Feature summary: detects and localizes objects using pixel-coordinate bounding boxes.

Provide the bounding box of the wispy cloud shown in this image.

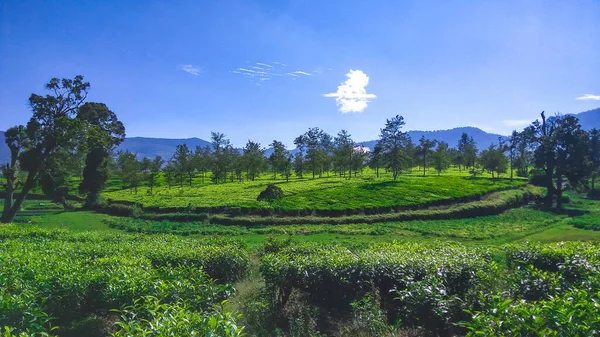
[323,70,376,113]
[576,94,600,101]
[231,62,317,85]
[288,70,312,76]
[178,64,201,76]
[502,119,531,128]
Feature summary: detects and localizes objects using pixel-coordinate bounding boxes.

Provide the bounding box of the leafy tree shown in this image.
[532,113,590,209]
[350,146,368,177]
[368,142,384,178]
[77,102,125,206]
[282,154,293,182]
[415,136,437,176]
[588,128,600,191]
[192,146,211,184]
[116,151,142,194]
[2,76,90,223]
[269,140,288,179]
[479,144,509,179]
[39,150,72,207]
[293,152,304,179]
[378,115,412,181]
[241,140,266,181]
[514,126,536,177]
[172,144,194,187]
[144,156,164,194]
[458,132,478,172]
[295,128,331,179]
[431,141,451,175]
[211,132,230,183]
[333,130,354,178]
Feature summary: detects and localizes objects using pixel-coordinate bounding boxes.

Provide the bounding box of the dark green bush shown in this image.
[257,184,284,202]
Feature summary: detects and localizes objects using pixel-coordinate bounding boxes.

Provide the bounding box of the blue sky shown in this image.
[1,0,599,148]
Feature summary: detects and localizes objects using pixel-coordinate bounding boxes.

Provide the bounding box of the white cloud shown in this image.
[576,94,600,101]
[502,119,531,128]
[178,64,201,75]
[323,69,376,113]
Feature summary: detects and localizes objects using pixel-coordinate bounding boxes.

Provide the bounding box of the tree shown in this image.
[39,150,72,208]
[589,128,600,191]
[295,128,331,179]
[458,132,477,171]
[333,130,354,178]
[415,136,437,176]
[269,140,288,179]
[282,154,293,182]
[479,144,509,180]
[193,146,212,184]
[241,140,266,181]
[293,152,304,179]
[172,144,194,187]
[116,151,142,194]
[368,142,384,178]
[211,132,230,183]
[350,146,368,177]
[145,156,164,194]
[431,141,451,175]
[2,76,90,223]
[378,115,412,181]
[77,102,125,206]
[532,113,591,209]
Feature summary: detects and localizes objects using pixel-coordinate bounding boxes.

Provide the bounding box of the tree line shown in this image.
[2,76,599,222]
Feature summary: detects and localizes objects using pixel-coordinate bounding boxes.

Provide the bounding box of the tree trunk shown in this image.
[592,174,596,191]
[556,174,563,210]
[1,171,37,223]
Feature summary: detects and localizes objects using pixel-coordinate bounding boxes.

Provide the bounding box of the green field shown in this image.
[103,171,524,211]
[3,172,600,336]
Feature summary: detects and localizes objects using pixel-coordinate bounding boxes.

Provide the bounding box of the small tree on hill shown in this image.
[257,184,284,202]
[269,140,288,179]
[479,144,509,180]
[378,115,412,181]
[431,141,451,175]
[415,136,437,176]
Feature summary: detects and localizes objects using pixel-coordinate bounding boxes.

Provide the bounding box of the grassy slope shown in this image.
[13,193,600,250]
[102,168,525,210]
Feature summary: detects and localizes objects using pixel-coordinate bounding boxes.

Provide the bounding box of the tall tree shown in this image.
[457,132,477,171]
[415,136,437,176]
[431,141,451,175]
[193,146,212,184]
[77,102,125,206]
[378,115,411,181]
[172,144,194,187]
[532,113,590,209]
[116,151,142,194]
[368,142,384,178]
[241,140,266,181]
[211,132,230,183]
[333,130,354,178]
[146,156,164,194]
[2,76,90,223]
[296,128,331,179]
[268,140,288,179]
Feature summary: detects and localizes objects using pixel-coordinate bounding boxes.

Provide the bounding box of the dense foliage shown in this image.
[258,241,600,336]
[0,225,249,336]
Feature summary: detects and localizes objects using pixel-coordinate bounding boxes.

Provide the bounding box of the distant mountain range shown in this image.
[1,108,599,164]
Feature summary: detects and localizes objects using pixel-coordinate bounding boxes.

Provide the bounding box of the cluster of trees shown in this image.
[2,76,125,223]
[2,76,600,223]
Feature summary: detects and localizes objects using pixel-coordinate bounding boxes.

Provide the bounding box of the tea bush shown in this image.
[0,225,249,336]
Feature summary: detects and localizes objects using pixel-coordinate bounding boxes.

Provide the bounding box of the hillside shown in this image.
[115,137,211,160]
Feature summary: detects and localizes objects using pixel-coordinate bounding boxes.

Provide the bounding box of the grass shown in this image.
[102,168,525,211]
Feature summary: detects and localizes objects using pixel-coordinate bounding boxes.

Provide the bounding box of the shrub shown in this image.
[257,184,284,202]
